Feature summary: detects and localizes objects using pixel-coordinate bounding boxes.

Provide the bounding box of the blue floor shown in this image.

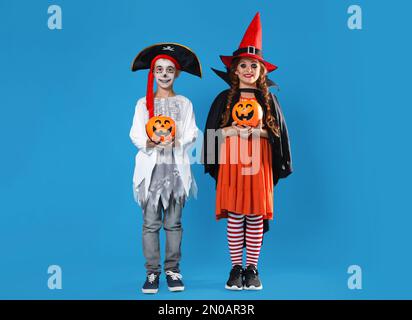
[1,260,406,300]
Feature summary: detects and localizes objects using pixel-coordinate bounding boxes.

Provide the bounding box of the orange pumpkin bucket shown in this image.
[145,115,176,143]
[232,98,262,127]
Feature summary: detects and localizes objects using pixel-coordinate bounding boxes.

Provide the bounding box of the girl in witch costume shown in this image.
[203,13,292,290]
[130,43,201,294]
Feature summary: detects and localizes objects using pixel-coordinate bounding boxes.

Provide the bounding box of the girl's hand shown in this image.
[233,121,252,138]
[252,120,269,138]
[235,122,252,139]
[222,123,238,137]
[239,126,252,139]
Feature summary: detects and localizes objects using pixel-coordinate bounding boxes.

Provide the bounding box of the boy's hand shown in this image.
[158,135,174,147]
[146,139,159,148]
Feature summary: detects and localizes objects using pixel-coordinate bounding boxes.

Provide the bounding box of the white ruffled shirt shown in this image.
[129,95,198,203]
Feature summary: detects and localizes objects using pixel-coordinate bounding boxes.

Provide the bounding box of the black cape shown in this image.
[202,88,293,235]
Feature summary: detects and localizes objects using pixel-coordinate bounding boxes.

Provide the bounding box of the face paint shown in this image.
[235,58,262,87]
[153,58,176,89]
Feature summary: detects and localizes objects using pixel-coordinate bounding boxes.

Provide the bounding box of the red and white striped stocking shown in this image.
[227,212,245,266]
[245,215,264,267]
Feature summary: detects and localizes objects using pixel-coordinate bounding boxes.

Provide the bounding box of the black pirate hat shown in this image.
[131,43,201,118]
[131,42,202,77]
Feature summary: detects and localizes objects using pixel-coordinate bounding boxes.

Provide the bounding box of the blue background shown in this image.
[1,0,411,299]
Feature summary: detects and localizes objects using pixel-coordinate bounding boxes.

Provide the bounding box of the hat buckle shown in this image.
[247,46,257,55]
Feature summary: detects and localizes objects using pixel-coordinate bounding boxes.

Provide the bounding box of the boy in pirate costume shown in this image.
[203,13,292,290]
[130,43,201,293]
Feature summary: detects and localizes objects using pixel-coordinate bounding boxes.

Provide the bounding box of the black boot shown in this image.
[225,265,244,290]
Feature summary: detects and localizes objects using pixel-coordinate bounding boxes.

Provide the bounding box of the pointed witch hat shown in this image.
[219,12,277,72]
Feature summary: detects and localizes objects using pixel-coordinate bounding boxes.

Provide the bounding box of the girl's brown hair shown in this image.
[220,58,280,137]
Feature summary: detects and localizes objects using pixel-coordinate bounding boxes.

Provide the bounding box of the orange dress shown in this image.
[215,99,274,220]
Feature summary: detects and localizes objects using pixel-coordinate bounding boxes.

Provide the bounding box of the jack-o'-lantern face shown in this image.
[232,98,262,127]
[145,115,176,143]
